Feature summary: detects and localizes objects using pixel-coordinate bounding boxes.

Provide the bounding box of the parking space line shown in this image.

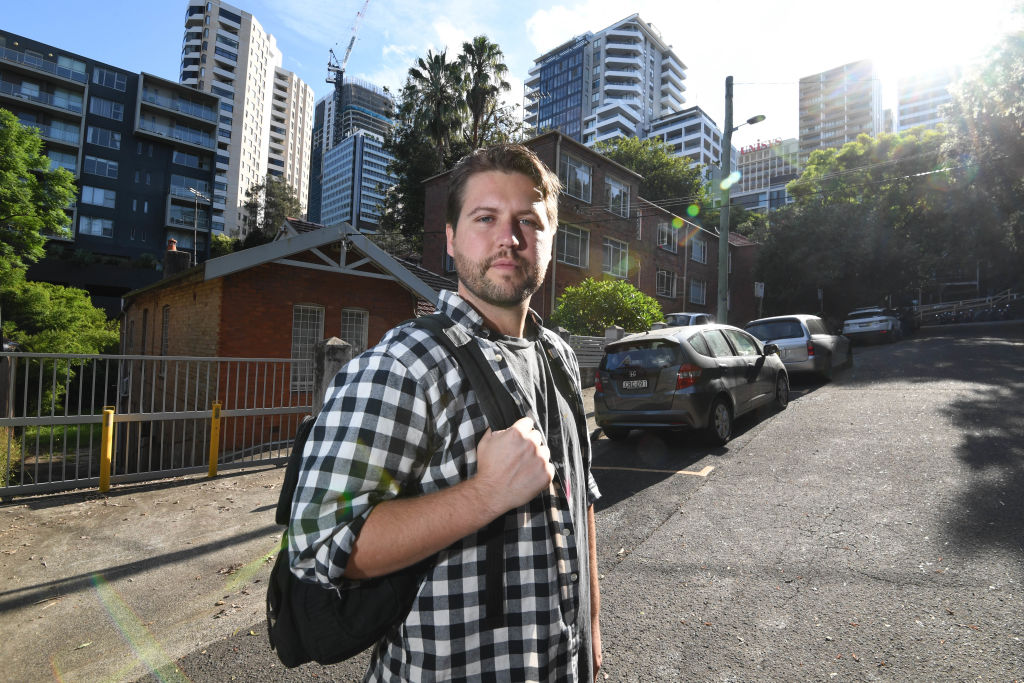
[592,465,715,477]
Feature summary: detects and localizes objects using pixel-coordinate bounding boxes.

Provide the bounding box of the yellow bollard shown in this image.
[99,408,114,493]
[208,401,222,477]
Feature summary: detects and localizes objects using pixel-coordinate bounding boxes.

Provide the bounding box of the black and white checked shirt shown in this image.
[288,290,600,682]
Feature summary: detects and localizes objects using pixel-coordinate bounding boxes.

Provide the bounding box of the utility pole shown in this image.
[717,77,734,323]
[717,76,764,324]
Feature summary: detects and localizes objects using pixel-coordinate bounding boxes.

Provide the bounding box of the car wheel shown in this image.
[775,374,789,410]
[705,398,732,446]
[602,426,630,441]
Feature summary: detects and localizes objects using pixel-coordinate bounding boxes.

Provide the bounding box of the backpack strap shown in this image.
[410,313,521,629]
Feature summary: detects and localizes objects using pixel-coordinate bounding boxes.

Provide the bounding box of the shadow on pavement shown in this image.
[845,322,1024,558]
[0,524,278,612]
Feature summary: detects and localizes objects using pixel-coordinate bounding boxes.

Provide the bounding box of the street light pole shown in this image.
[716,76,765,323]
[717,77,735,324]
[187,187,209,266]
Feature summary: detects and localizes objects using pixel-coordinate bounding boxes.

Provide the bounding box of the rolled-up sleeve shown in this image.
[287,347,433,587]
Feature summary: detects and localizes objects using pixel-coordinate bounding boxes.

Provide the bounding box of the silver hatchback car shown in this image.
[744,314,852,381]
[594,324,789,445]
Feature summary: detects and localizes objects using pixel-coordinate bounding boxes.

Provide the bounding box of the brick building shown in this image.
[121,219,453,452]
[422,131,759,326]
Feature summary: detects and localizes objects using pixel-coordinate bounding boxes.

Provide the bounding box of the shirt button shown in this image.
[494,354,503,362]
[570,572,579,583]
[562,527,572,536]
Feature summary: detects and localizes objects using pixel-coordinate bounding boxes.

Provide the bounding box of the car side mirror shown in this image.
[763,343,780,356]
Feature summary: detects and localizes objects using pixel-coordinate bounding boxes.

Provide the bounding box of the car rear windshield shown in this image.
[602,341,681,370]
[745,319,803,341]
[665,314,692,325]
[847,310,884,320]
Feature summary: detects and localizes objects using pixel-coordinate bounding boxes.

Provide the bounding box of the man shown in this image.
[289,143,601,681]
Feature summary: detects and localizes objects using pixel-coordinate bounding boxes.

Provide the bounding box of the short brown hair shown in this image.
[446,144,561,230]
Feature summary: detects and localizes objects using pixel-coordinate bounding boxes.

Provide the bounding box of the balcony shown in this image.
[0,80,83,116]
[662,54,685,78]
[604,54,643,70]
[661,80,685,100]
[140,89,217,123]
[595,112,640,135]
[662,68,684,91]
[0,46,87,86]
[604,41,642,58]
[136,118,215,151]
[604,80,640,97]
[26,122,80,147]
[604,25,643,41]
[604,68,642,82]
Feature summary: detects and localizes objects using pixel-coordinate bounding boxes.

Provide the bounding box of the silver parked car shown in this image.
[744,314,852,381]
[594,324,789,446]
[842,307,903,344]
[664,312,715,326]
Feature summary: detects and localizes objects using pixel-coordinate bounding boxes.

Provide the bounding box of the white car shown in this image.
[664,312,715,327]
[842,307,902,344]
[745,314,852,381]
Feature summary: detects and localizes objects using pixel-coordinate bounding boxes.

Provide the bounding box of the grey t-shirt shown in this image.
[493,331,581,503]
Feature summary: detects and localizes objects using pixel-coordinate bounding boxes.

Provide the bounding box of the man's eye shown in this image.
[477,215,494,223]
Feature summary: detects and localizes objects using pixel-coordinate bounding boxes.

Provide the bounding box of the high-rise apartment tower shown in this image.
[179,0,313,236]
[798,59,883,163]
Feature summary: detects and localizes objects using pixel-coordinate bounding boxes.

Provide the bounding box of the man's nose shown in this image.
[495,217,521,248]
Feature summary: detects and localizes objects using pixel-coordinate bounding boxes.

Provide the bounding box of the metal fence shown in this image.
[0,353,313,498]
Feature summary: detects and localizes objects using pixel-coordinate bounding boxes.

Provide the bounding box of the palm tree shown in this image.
[407,50,467,170]
[459,36,511,149]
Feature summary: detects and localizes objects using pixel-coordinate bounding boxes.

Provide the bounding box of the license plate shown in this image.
[621,379,648,390]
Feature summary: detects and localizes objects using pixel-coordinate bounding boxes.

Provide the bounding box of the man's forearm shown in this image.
[343,477,500,579]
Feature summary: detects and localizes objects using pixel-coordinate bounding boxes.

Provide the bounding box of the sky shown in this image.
[5,0,1022,148]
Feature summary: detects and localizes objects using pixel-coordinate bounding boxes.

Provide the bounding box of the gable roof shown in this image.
[127,220,454,303]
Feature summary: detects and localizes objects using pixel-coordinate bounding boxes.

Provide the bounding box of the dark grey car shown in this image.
[594,324,789,445]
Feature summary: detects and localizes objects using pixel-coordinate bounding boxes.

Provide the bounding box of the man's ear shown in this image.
[445,223,454,257]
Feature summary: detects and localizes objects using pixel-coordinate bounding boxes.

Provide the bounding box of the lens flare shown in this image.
[686,205,700,218]
[719,171,742,191]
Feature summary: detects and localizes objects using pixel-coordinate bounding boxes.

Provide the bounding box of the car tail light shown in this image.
[676,363,702,389]
[595,374,604,393]
[807,341,815,357]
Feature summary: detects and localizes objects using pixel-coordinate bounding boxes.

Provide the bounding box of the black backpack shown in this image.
[267,313,528,667]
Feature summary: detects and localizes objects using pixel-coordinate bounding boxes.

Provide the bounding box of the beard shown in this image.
[454,249,546,308]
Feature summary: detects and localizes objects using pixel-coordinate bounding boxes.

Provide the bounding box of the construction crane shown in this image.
[326,0,371,86]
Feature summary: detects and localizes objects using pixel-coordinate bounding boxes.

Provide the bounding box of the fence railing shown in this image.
[1,353,313,498]
[915,289,1022,325]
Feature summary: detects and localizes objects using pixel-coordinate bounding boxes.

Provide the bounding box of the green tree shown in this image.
[942,25,1024,288]
[594,136,708,209]
[408,49,467,171]
[240,175,303,248]
[756,128,963,316]
[210,233,239,257]
[0,109,77,276]
[380,38,522,247]
[0,110,115,356]
[550,277,663,336]
[459,36,511,149]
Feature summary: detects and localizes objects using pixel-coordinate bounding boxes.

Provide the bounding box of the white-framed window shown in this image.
[79,216,113,238]
[87,126,121,150]
[290,304,324,392]
[92,67,127,92]
[656,269,678,298]
[559,152,592,202]
[657,221,677,253]
[83,155,118,179]
[691,236,707,264]
[341,309,369,355]
[88,96,124,121]
[602,237,628,278]
[605,176,629,218]
[557,223,589,268]
[81,186,116,208]
[689,278,707,305]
